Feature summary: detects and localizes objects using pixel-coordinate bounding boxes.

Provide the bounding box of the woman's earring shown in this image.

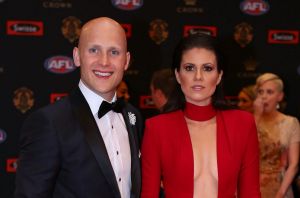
[276,103,280,109]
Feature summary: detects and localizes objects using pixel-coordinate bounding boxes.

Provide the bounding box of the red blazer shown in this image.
[141,109,261,198]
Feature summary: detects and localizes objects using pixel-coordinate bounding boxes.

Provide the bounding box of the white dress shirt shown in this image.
[79,80,132,198]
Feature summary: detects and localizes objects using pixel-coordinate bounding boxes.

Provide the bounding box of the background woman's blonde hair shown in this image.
[255,73,284,92]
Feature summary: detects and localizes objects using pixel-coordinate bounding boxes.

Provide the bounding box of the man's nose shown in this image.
[98,53,109,66]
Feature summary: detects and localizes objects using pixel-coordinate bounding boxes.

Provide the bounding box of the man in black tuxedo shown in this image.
[15,17,143,198]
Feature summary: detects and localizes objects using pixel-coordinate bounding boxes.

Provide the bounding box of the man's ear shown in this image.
[73,47,80,67]
[124,52,130,71]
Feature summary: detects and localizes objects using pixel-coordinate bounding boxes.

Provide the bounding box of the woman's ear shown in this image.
[217,70,223,85]
[278,91,284,102]
[175,69,181,84]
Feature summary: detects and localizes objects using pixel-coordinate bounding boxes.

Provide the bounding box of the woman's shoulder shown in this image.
[146,110,183,123]
[219,109,254,121]
[281,113,299,123]
[280,113,300,130]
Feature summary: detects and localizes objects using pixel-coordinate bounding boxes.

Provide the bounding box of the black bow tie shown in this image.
[98,99,124,119]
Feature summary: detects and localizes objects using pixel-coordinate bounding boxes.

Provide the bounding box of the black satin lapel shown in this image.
[69,88,121,198]
[121,108,141,197]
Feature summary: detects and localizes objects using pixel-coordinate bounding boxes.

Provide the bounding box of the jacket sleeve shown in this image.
[15,110,60,198]
[141,119,161,198]
[238,116,261,198]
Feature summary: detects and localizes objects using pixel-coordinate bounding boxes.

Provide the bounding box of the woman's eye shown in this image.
[184,64,194,71]
[203,64,214,71]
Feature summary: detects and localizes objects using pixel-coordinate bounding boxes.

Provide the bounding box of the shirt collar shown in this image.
[78,80,117,115]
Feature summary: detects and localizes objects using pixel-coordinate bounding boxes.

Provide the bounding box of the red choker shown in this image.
[184,102,216,121]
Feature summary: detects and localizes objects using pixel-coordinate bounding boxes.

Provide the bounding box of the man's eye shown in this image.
[89,48,98,53]
[111,50,120,55]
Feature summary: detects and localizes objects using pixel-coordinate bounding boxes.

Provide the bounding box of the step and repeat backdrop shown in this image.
[1,0,300,197]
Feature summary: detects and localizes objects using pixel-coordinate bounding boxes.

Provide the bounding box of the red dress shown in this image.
[141,107,261,198]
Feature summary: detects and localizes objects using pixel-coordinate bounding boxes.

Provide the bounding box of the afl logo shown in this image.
[44,56,76,74]
[111,0,143,11]
[0,128,7,144]
[240,0,269,16]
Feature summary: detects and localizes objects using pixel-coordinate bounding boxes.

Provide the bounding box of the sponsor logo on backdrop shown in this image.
[176,0,204,14]
[6,158,18,173]
[237,57,261,78]
[139,95,155,109]
[225,96,239,106]
[42,0,72,8]
[149,19,169,45]
[243,57,258,72]
[7,20,44,36]
[13,87,34,113]
[121,24,132,38]
[268,30,299,44]
[240,0,269,16]
[183,25,217,37]
[112,0,143,11]
[61,16,81,43]
[125,69,139,76]
[234,22,253,48]
[50,93,68,103]
[0,128,7,144]
[44,56,76,74]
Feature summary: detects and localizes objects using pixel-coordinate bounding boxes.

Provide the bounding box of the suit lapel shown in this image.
[69,88,121,198]
[121,107,141,198]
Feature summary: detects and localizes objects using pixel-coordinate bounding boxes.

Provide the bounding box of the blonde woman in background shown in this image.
[254,73,300,198]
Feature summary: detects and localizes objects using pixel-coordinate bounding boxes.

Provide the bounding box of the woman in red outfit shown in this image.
[141,33,261,198]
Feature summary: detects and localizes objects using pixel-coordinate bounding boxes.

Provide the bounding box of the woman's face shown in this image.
[237,91,254,112]
[117,81,130,102]
[175,47,222,106]
[256,80,283,113]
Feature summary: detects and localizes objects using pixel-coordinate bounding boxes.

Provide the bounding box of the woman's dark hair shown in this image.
[165,33,230,112]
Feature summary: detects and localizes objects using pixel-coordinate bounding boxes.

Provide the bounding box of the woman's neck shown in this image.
[184,102,216,121]
[261,110,281,123]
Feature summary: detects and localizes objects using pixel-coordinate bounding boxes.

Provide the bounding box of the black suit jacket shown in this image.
[15,88,143,198]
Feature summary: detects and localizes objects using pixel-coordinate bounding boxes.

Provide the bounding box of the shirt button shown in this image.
[112,125,114,129]
[119,178,121,182]
[117,151,119,155]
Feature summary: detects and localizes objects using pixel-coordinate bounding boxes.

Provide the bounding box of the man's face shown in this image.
[73,18,130,101]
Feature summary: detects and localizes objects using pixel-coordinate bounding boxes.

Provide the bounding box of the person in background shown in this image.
[237,84,256,113]
[150,68,177,198]
[117,79,130,102]
[253,73,300,198]
[141,33,261,198]
[150,68,177,113]
[15,17,143,198]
